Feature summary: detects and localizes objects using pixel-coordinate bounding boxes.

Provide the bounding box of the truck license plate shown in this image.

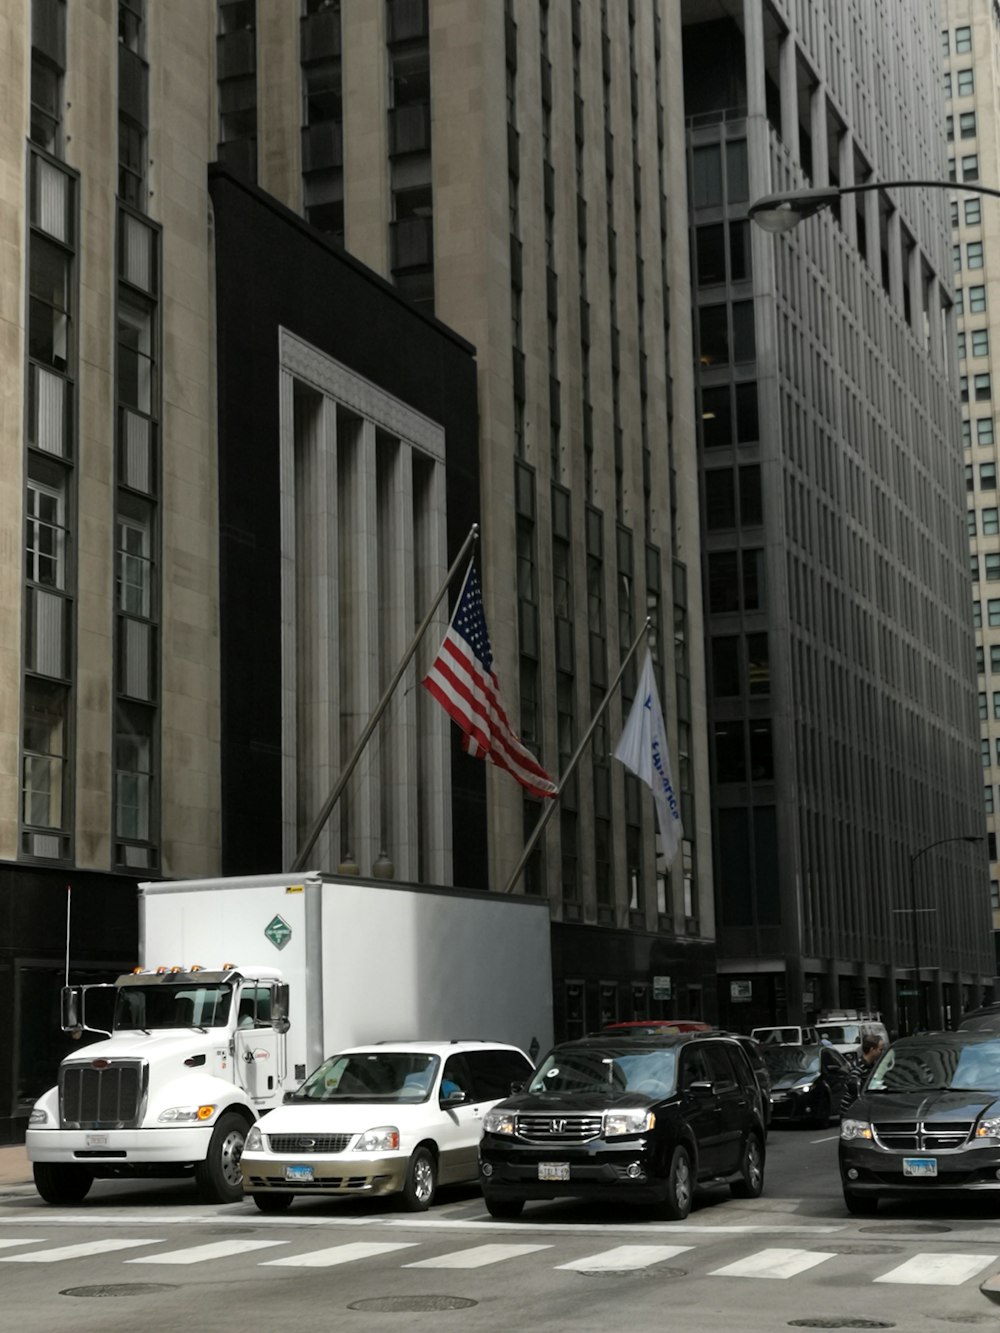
[85,1134,109,1148]
[903,1157,937,1177]
[538,1162,569,1182]
[284,1164,314,1182]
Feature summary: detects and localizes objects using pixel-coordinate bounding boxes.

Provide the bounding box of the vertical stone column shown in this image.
[279,370,298,867]
[257,0,302,211]
[779,34,799,161]
[416,461,451,885]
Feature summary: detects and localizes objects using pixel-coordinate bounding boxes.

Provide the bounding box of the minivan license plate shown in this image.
[284,1164,314,1182]
[903,1157,937,1177]
[538,1162,569,1182]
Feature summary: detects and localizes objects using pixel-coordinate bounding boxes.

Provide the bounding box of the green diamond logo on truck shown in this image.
[264,915,292,950]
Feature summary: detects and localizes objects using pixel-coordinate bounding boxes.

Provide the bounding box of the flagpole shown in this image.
[291,523,480,873]
[499,618,652,894]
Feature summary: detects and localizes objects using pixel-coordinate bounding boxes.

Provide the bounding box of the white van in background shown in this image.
[814,1010,889,1055]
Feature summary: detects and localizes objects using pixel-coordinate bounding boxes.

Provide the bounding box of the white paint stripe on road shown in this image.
[261,1242,418,1268]
[710,1247,837,1279]
[388,1218,847,1235]
[126,1239,287,1265]
[874,1253,997,1286]
[0,1239,43,1250]
[810,1135,840,1144]
[556,1244,692,1272]
[404,1243,552,1270]
[0,1238,162,1263]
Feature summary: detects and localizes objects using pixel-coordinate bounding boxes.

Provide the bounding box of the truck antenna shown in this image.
[64,884,72,988]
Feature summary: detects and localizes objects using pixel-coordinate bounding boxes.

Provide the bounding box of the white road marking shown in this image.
[874,1252,997,1286]
[126,1239,287,1265]
[387,1217,847,1235]
[556,1244,692,1272]
[404,1242,552,1269]
[0,1239,43,1250]
[0,1238,162,1263]
[710,1247,837,1279]
[261,1241,418,1268]
[810,1135,840,1144]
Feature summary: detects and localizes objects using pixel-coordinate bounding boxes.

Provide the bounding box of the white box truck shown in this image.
[26,871,553,1206]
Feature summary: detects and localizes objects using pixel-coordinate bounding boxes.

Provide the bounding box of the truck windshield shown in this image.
[528,1047,677,1097]
[290,1053,441,1102]
[114,984,232,1030]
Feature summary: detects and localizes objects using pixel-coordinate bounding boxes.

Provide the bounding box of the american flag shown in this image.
[422,563,557,799]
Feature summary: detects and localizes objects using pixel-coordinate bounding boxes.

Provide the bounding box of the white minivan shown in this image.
[240,1040,533,1213]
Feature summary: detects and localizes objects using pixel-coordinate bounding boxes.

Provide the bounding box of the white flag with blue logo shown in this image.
[614,650,683,863]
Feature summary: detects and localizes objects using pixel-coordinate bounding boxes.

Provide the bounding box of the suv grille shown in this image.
[516,1114,603,1143]
[267,1134,354,1154]
[873,1120,974,1152]
[60,1061,145,1129]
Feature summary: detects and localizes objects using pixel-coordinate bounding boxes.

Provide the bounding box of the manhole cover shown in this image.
[788,1321,894,1330]
[61,1284,177,1299]
[576,1266,688,1279]
[860,1224,952,1235]
[347,1296,478,1313]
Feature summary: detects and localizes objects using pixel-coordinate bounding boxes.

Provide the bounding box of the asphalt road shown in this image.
[4,1123,1000,1332]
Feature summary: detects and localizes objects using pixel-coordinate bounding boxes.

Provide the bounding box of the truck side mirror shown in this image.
[272,983,290,1034]
[61,986,82,1034]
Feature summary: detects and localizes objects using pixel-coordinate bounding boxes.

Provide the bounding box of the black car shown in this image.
[715,1033,774,1129]
[760,1042,853,1125]
[840,1030,1000,1216]
[957,1003,1000,1032]
[478,1033,766,1221]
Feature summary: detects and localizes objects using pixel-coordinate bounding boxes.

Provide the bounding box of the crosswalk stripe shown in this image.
[0,1239,162,1263]
[404,1243,551,1270]
[0,1240,43,1251]
[709,1247,837,1280]
[874,1253,997,1286]
[126,1240,287,1266]
[556,1244,692,1273]
[261,1242,418,1268]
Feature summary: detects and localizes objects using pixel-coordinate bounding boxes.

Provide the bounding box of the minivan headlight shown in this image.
[244,1125,264,1152]
[484,1110,517,1136]
[604,1109,655,1137]
[357,1126,399,1152]
[976,1115,1000,1140]
[840,1118,873,1141]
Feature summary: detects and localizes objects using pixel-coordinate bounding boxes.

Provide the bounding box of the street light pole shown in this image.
[907,835,984,1032]
[749,180,1000,233]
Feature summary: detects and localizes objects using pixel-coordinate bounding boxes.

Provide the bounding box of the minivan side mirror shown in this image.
[442,1088,467,1106]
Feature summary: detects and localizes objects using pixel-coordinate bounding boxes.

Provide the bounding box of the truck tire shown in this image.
[252,1191,294,1214]
[33,1162,93,1205]
[484,1194,524,1219]
[399,1146,437,1211]
[194,1112,248,1204]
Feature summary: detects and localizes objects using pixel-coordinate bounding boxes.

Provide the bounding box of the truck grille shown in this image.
[873,1120,974,1152]
[267,1134,354,1154]
[60,1060,146,1129]
[516,1114,603,1143]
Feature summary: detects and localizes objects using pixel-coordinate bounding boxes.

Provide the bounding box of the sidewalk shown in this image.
[0,1143,31,1187]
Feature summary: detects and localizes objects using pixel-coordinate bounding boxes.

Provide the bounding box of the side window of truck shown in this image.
[238,987,272,1028]
[464,1050,534,1101]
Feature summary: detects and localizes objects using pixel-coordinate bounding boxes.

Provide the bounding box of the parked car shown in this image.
[713,1033,774,1129]
[602,1019,714,1034]
[240,1040,534,1213]
[759,1042,853,1125]
[957,1002,1000,1032]
[751,1025,820,1046]
[840,1030,1000,1215]
[478,1032,766,1221]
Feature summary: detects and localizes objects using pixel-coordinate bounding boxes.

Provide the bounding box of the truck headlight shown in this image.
[604,1110,656,1137]
[976,1116,1000,1140]
[244,1125,264,1152]
[29,1108,49,1126]
[840,1118,873,1141]
[158,1104,217,1123]
[357,1126,399,1152]
[483,1110,517,1135]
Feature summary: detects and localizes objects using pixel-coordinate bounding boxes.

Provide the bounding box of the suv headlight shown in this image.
[28,1108,49,1126]
[158,1104,217,1123]
[840,1118,873,1141]
[483,1110,517,1136]
[244,1125,264,1152]
[604,1109,656,1137]
[793,1077,818,1090]
[357,1126,399,1152]
[976,1115,1000,1140]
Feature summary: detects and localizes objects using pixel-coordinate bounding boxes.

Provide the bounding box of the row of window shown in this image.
[960,373,992,403]
[952,197,983,229]
[963,417,995,449]
[958,328,989,359]
[943,67,975,97]
[975,643,1000,672]
[945,111,977,140]
[942,25,973,55]
[949,154,981,184]
[968,507,1000,537]
[973,553,1000,585]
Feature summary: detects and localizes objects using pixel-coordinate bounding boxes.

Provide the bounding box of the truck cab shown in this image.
[26,964,289,1205]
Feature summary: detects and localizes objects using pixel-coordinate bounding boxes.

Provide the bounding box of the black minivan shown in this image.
[479,1033,766,1220]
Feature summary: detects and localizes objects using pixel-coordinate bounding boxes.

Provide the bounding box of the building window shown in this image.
[958,332,967,360]
[970,285,987,313]
[973,329,989,357]
[984,738,992,768]
[982,464,997,489]
[966,198,982,226]
[972,599,981,628]
[992,644,1000,673]
[989,599,1000,628]
[988,788,996,814]
[968,241,984,268]
[988,552,1000,582]
[26,471,67,591]
[978,417,994,445]
[975,374,991,402]
[117,292,155,414]
[22,679,68,835]
[981,692,989,721]
[992,880,1000,910]
[957,68,974,96]
[944,72,952,98]
[116,505,153,617]
[955,25,972,52]
[962,155,980,182]
[953,243,962,272]
[984,509,999,536]
[115,703,153,847]
[964,419,972,449]
[994,690,1000,718]
[118,0,148,207]
[968,508,977,537]
[946,115,954,142]
[960,111,977,139]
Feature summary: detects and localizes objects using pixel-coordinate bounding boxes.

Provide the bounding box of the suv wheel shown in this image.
[399,1147,437,1212]
[730,1132,764,1199]
[843,1189,878,1217]
[484,1194,524,1219]
[657,1145,693,1220]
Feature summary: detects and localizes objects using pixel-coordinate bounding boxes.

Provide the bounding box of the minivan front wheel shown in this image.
[658,1145,693,1220]
[399,1147,437,1212]
[730,1132,764,1199]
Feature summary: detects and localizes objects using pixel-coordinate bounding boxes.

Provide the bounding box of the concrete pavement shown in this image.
[0,1143,31,1186]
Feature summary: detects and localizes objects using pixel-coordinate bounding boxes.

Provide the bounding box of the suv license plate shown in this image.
[284,1164,315,1182]
[902,1157,937,1177]
[538,1162,569,1182]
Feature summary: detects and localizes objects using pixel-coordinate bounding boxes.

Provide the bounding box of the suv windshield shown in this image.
[817,1024,860,1045]
[760,1046,820,1077]
[290,1052,440,1103]
[869,1042,1000,1094]
[114,984,232,1030]
[529,1046,677,1097]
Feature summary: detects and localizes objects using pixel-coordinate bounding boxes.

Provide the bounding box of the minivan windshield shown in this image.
[528,1047,677,1097]
[816,1024,861,1045]
[760,1046,820,1077]
[868,1041,1000,1094]
[288,1052,440,1103]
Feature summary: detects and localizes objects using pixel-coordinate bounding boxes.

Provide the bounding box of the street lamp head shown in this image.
[748,186,844,233]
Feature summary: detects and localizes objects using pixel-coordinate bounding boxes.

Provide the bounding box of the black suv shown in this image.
[479,1033,766,1220]
[840,1031,1000,1215]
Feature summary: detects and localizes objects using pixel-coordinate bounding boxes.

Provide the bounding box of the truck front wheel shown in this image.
[194,1112,248,1204]
[33,1162,93,1205]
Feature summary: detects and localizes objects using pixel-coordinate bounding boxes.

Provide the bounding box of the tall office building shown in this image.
[681,0,993,1035]
[941,0,1000,977]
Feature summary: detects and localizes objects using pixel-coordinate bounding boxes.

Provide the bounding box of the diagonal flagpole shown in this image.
[291,523,480,873]
[500,618,652,894]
